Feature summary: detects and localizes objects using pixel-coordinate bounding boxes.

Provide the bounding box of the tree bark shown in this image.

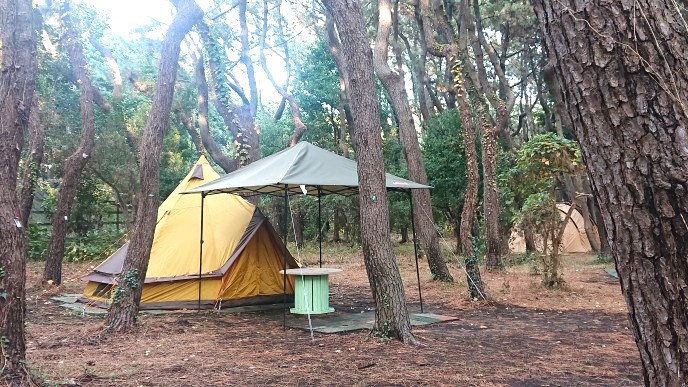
[177,105,204,155]
[591,195,611,255]
[194,57,238,173]
[0,0,36,384]
[453,60,484,298]
[534,0,688,383]
[462,3,502,270]
[44,1,97,285]
[564,174,601,252]
[373,0,452,282]
[198,19,259,169]
[454,0,485,298]
[19,94,43,227]
[323,0,415,344]
[104,0,202,332]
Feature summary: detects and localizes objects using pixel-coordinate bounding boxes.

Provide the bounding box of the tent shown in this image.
[184,141,433,316]
[509,203,600,254]
[80,156,298,310]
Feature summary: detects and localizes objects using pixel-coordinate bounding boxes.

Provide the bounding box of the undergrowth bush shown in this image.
[27,225,124,262]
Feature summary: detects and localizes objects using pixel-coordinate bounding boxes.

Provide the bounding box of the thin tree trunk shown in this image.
[178,108,205,155]
[0,0,36,383]
[44,1,97,284]
[194,57,238,173]
[19,94,43,227]
[258,0,306,146]
[453,59,484,298]
[545,199,576,288]
[373,0,452,282]
[400,224,409,243]
[524,228,537,253]
[453,0,484,299]
[534,0,688,383]
[573,175,600,252]
[462,4,503,270]
[323,0,415,344]
[418,0,484,296]
[591,195,611,255]
[104,0,202,332]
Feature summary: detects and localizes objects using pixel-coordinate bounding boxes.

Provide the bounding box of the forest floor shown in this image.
[24,243,641,386]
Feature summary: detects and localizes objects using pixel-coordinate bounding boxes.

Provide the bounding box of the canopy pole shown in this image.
[409,192,424,313]
[282,185,288,328]
[198,192,206,312]
[318,187,323,268]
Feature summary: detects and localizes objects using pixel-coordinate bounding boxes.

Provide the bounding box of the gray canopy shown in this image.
[184,141,430,196]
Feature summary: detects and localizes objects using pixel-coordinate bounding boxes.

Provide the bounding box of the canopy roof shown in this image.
[184,141,430,196]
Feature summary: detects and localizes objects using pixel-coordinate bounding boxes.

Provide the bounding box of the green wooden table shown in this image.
[280,268,342,314]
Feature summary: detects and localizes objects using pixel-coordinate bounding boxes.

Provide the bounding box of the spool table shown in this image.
[280,268,342,314]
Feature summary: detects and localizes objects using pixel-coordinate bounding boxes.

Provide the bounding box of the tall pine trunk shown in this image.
[534,0,688,383]
[323,0,415,344]
[373,0,452,282]
[105,0,203,332]
[43,1,96,284]
[0,0,36,384]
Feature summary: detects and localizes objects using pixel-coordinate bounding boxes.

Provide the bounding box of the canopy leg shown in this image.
[409,192,424,313]
[282,185,289,328]
[198,192,205,312]
[318,187,323,268]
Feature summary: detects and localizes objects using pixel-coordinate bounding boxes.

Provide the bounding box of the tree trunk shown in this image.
[592,195,611,256]
[323,0,415,344]
[105,0,202,332]
[178,108,205,155]
[524,228,537,253]
[332,203,343,242]
[534,0,688,383]
[373,0,452,282]
[0,0,36,384]
[19,94,43,227]
[400,224,409,244]
[452,59,484,299]
[574,175,600,252]
[562,174,600,252]
[194,57,238,173]
[44,1,97,285]
[258,0,306,147]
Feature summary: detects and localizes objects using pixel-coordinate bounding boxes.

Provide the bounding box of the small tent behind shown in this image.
[509,203,600,254]
[80,156,298,310]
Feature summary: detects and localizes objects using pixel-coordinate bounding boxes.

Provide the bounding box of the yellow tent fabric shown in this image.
[80,156,297,309]
[509,203,600,254]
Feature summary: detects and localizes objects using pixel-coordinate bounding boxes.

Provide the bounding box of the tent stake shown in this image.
[282,185,288,328]
[318,187,322,268]
[198,192,205,312]
[409,192,424,313]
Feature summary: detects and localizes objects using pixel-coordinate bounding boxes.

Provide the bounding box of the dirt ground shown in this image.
[24,245,641,386]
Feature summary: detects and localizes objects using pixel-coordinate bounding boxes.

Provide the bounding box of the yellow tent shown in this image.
[80,156,298,310]
[509,203,600,254]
